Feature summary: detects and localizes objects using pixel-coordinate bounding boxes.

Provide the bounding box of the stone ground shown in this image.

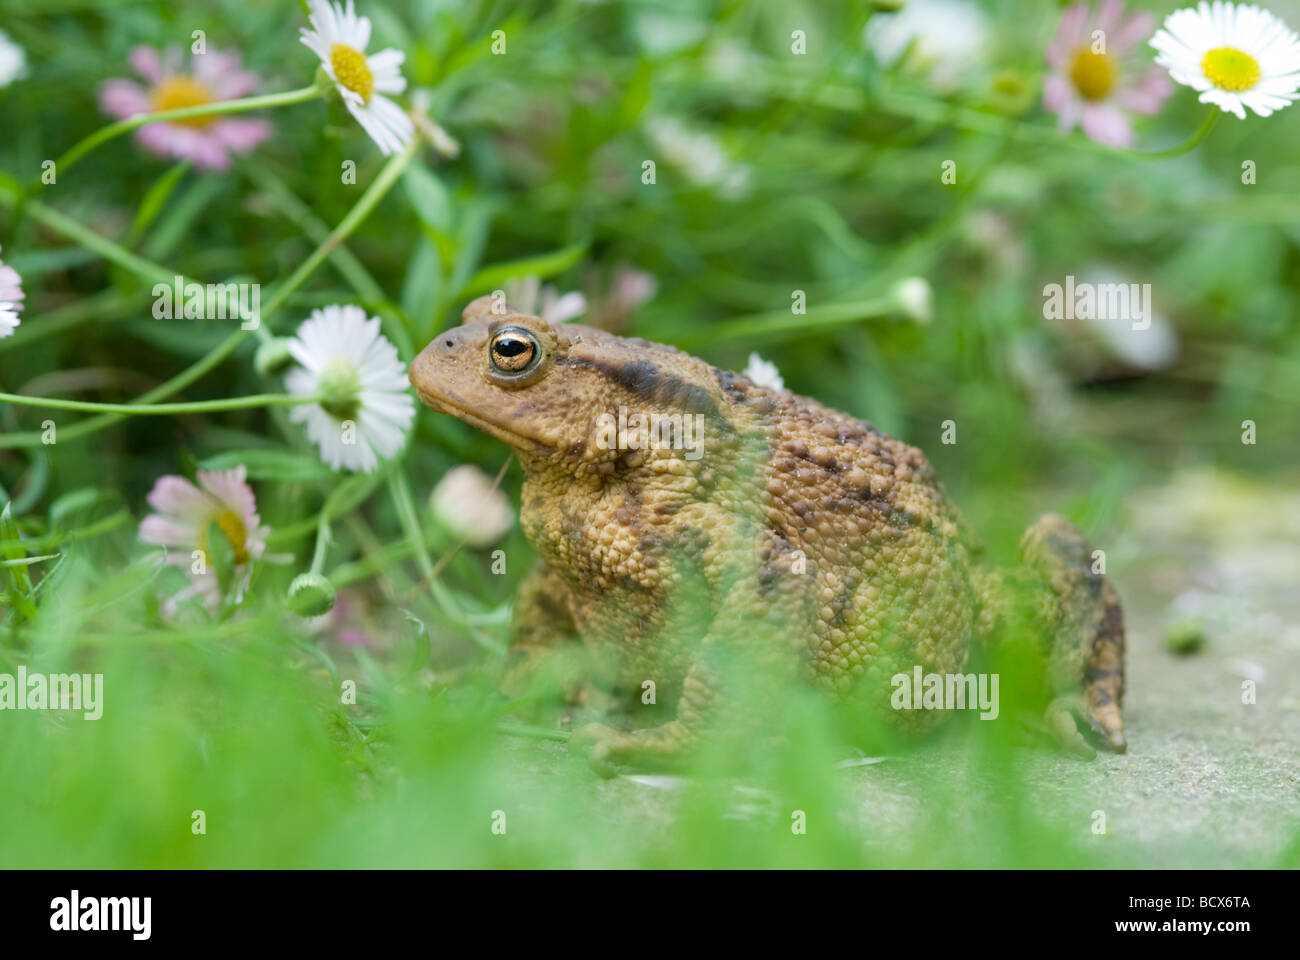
[1024,468,1300,867]
[502,468,1299,867]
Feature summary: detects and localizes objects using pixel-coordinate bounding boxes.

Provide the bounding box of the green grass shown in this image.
[2,0,1299,867]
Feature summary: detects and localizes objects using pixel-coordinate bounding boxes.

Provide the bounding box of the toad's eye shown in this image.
[488,327,540,374]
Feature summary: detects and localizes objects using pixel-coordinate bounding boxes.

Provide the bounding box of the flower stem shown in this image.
[0,137,421,450]
[0,290,139,354]
[260,136,420,322]
[309,515,332,575]
[676,296,899,348]
[3,196,191,288]
[860,86,1221,161]
[1120,106,1221,160]
[387,470,435,581]
[43,86,321,188]
[0,391,319,415]
[381,471,507,653]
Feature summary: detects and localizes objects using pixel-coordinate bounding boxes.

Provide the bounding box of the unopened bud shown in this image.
[288,572,336,617]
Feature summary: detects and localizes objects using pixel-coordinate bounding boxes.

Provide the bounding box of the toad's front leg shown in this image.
[568,661,716,776]
[502,561,597,704]
[567,572,804,777]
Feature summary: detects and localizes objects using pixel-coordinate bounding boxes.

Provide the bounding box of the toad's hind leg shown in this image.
[981,514,1126,756]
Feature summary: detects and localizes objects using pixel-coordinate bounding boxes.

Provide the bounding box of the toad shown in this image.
[410,296,1127,773]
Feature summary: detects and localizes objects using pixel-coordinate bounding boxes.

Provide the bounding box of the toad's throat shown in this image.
[414,387,554,456]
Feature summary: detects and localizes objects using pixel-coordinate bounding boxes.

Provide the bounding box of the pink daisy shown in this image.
[139,466,269,614]
[99,45,273,171]
[1044,1,1173,147]
[0,246,23,339]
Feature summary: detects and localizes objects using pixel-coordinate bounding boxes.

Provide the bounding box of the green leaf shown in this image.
[0,503,37,619]
[198,450,334,484]
[49,487,120,529]
[142,176,225,261]
[403,164,453,233]
[401,235,443,333]
[123,318,233,358]
[129,161,190,243]
[616,59,653,128]
[323,471,382,519]
[204,512,238,597]
[459,243,588,300]
[20,200,173,287]
[0,554,59,567]
[0,502,28,560]
[4,246,100,278]
[438,198,496,331]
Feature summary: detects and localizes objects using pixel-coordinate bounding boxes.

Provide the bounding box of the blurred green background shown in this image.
[1,0,1297,867]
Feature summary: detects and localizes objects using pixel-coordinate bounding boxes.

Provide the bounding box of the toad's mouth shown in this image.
[412,384,554,457]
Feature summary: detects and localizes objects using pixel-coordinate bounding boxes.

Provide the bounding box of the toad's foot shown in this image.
[1020,513,1128,755]
[569,721,693,778]
[1043,693,1124,759]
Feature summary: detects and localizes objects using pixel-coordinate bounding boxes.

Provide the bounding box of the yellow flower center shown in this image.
[1069,49,1116,101]
[214,509,250,564]
[329,43,374,104]
[198,507,250,567]
[151,75,217,128]
[1201,46,1260,92]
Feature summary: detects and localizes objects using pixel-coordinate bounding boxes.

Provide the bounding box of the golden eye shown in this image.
[489,328,540,375]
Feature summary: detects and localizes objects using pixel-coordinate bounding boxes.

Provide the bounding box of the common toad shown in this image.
[410,297,1127,773]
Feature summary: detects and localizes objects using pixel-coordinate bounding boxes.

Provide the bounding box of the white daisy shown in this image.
[1150,1,1300,118]
[644,115,752,200]
[503,275,587,325]
[286,304,416,473]
[300,0,414,154]
[865,0,990,93]
[743,352,784,391]
[0,29,26,88]
[0,246,24,339]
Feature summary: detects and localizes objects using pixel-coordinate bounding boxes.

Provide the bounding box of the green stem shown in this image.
[387,470,435,580]
[0,290,140,353]
[327,537,414,587]
[42,86,320,188]
[239,158,387,304]
[1120,106,1220,160]
[0,391,318,415]
[266,472,382,546]
[383,470,503,652]
[0,138,420,450]
[310,513,332,575]
[823,84,1221,162]
[0,508,133,555]
[258,136,420,322]
[675,296,899,348]
[3,196,191,288]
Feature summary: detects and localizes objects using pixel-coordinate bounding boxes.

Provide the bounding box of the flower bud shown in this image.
[893,277,933,326]
[288,572,336,617]
[430,465,514,548]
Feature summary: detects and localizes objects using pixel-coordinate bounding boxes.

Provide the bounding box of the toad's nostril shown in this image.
[443,338,455,348]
